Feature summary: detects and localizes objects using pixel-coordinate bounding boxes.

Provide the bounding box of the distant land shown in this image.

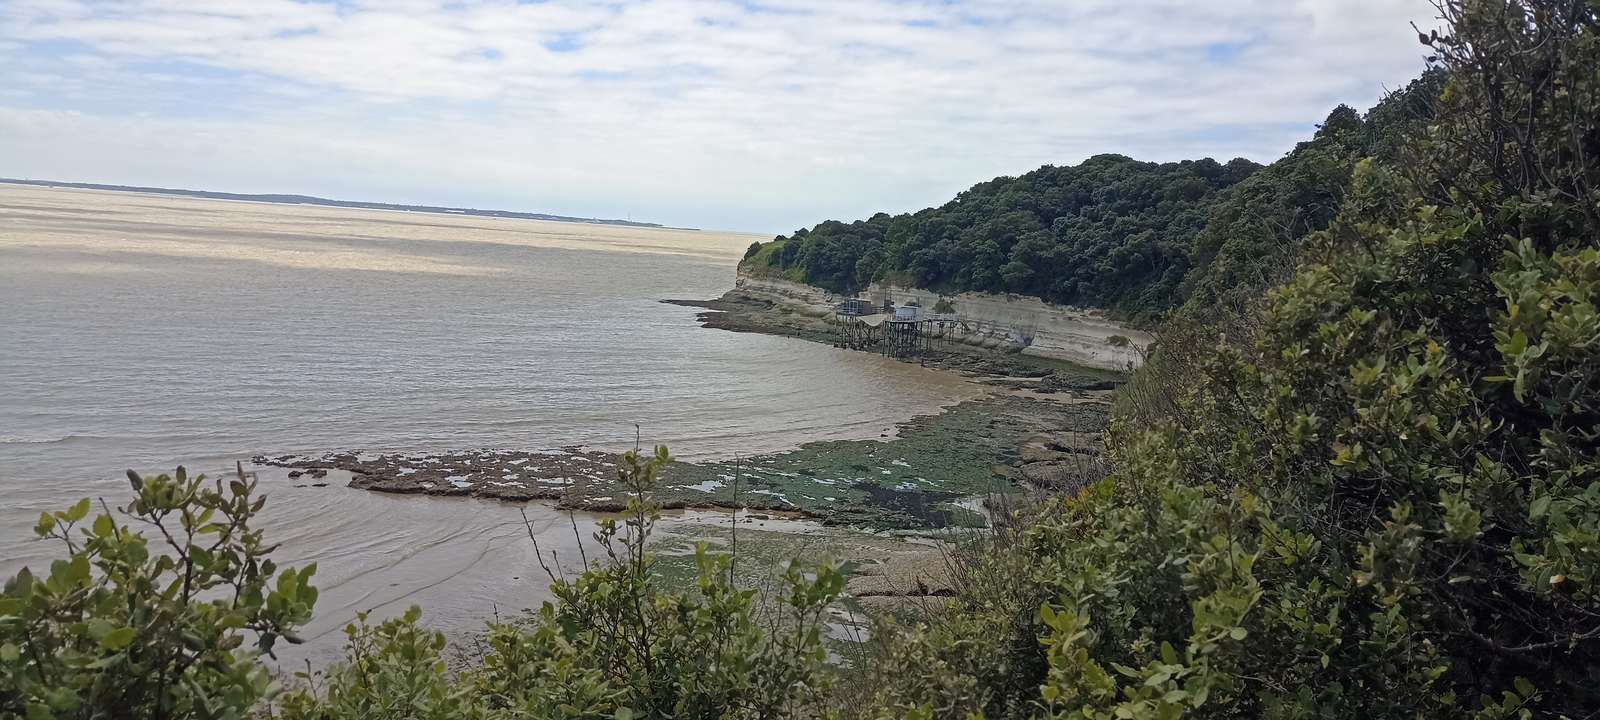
[0,178,682,230]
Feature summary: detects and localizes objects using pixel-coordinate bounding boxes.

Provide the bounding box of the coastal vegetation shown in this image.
[4,0,1599,718]
[849,3,1600,717]
[748,154,1257,320]
[742,73,1444,324]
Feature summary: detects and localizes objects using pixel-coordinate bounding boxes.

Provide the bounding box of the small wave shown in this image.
[0,433,81,445]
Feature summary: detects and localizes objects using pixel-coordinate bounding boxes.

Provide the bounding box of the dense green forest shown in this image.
[747,154,1260,317]
[745,72,1445,323]
[4,1,1599,718]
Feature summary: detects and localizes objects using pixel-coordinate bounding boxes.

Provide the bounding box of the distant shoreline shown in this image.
[0,178,697,231]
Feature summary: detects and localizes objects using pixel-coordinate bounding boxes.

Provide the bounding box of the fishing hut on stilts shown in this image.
[884,305,930,358]
[831,296,880,351]
[831,293,947,360]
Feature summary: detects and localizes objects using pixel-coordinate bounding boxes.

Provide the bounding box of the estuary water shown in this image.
[0,184,980,666]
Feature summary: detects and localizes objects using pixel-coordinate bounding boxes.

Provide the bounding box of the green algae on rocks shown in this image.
[254,394,1109,531]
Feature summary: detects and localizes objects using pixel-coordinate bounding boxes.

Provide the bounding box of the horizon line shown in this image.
[0,177,706,232]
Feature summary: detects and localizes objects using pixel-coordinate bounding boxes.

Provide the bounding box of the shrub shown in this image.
[860,1,1600,717]
[1,448,844,720]
[0,466,318,720]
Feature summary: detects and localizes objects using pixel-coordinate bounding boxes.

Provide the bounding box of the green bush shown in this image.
[859,1,1600,718]
[0,466,318,720]
[1,448,844,720]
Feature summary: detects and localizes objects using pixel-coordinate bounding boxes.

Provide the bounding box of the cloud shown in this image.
[0,0,1440,232]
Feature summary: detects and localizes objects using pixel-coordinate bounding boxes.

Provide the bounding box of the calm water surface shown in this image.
[0,185,979,666]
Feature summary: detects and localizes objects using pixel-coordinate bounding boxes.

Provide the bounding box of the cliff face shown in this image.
[733,271,1152,371]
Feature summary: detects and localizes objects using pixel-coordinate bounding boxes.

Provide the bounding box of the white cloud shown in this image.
[0,0,1440,232]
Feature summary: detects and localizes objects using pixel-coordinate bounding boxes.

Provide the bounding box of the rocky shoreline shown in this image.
[254,446,815,515]
[258,288,1128,533]
[255,393,1112,532]
[661,293,1125,391]
[249,286,1127,651]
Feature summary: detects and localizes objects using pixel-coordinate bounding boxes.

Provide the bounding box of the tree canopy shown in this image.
[748,72,1445,323]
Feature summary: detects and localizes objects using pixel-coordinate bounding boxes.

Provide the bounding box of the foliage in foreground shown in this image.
[273,446,842,720]
[0,467,317,720]
[861,1,1600,717]
[0,449,843,720]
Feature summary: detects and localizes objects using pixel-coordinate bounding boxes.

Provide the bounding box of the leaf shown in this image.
[64,498,90,523]
[67,555,90,585]
[100,626,136,651]
[87,619,115,641]
[126,470,143,491]
[1513,677,1535,698]
[1111,662,1142,679]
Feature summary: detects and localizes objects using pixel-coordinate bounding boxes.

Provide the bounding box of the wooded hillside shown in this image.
[748,71,1445,323]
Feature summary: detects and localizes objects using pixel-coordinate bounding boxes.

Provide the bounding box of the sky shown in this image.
[0,0,1441,233]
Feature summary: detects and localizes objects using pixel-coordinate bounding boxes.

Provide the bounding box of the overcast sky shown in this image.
[0,0,1439,233]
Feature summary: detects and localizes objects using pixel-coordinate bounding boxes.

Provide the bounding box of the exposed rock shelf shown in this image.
[255,395,1111,532]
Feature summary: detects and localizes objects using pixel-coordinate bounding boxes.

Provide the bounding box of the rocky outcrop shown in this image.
[254,448,610,502]
[1012,431,1105,494]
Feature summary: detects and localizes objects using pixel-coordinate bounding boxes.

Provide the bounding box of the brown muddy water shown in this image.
[0,185,982,668]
